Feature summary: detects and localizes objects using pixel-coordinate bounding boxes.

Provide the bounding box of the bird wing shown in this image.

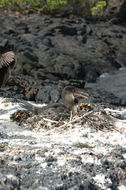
[0,51,15,69]
[18,99,63,115]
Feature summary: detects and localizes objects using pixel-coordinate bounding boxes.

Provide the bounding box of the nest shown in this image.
[11,103,118,132]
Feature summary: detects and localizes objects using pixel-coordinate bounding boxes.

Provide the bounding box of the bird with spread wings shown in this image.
[0,47,15,87]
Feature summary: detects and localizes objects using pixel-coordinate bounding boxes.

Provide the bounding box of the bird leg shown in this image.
[69,105,78,121]
[69,110,73,121]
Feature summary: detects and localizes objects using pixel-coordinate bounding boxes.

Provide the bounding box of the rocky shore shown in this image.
[0,97,126,190]
[0,11,126,190]
[0,12,126,84]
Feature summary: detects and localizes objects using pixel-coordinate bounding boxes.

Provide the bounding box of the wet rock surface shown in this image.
[86,68,126,104]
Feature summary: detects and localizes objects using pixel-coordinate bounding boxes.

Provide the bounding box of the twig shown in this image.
[43,118,59,123]
[59,110,93,128]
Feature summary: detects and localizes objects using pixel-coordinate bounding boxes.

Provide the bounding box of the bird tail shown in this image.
[18,100,44,115]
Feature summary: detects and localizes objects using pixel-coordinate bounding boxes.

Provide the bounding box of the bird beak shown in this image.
[74,89,89,99]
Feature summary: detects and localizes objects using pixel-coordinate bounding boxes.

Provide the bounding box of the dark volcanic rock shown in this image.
[0,74,125,106]
[0,13,126,82]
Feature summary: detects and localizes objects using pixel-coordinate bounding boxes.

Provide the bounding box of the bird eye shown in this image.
[74,98,78,104]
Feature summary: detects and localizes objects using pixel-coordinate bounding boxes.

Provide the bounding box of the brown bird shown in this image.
[62,86,88,113]
[61,86,89,120]
[19,86,88,117]
[0,47,15,88]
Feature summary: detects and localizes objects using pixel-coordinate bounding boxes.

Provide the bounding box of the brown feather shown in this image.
[0,51,15,87]
[0,51,15,68]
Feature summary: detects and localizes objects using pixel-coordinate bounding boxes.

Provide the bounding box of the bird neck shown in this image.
[62,93,75,110]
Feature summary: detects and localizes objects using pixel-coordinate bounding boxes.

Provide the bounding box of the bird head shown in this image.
[61,86,88,111]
